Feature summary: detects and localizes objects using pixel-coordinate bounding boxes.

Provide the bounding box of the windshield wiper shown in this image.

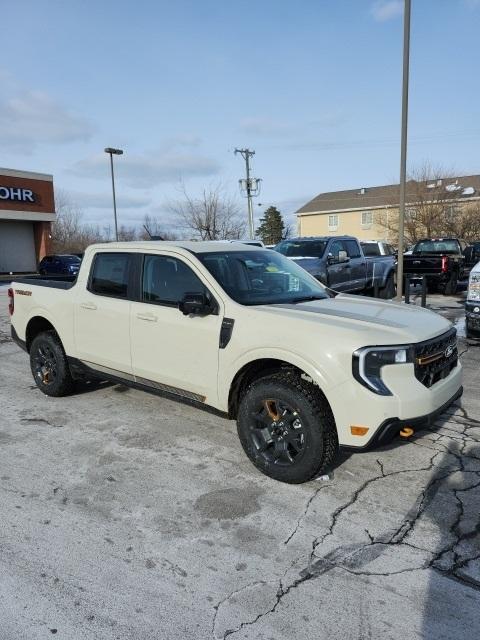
[290,295,325,304]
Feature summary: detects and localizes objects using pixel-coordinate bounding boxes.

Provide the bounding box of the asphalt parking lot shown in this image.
[0,283,479,640]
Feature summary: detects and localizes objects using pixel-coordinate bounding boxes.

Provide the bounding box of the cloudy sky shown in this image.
[1,0,479,234]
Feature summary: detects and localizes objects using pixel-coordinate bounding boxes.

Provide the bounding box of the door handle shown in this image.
[80,302,97,310]
[136,312,158,322]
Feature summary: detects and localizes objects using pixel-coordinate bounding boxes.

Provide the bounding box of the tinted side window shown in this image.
[329,240,345,258]
[345,240,361,258]
[361,243,380,256]
[142,255,207,305]
[90,253,131,298]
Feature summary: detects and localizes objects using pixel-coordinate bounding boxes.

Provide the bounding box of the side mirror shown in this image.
[179,292,212,316]
[338,249,349,263]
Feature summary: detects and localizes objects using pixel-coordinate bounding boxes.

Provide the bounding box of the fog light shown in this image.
[350,426,369,436]
[474,306,480,313]
[399,427,414,438]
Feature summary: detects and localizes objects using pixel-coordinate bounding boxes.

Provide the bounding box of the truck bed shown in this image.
[13,275,77,290]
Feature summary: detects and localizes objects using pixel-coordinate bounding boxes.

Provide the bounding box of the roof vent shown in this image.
[359,187,366,195]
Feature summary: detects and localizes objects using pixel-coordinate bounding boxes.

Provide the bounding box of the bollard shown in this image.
[404,276,410,304]
[421,276,427,307]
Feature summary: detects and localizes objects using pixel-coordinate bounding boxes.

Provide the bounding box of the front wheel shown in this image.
[30,331,74,397]
[237,372,338,483]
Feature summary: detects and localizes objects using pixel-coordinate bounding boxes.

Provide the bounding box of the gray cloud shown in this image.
[70,150,220,188]
[370,1,403,22]
[0,90,95,152]
[66,190,151,210]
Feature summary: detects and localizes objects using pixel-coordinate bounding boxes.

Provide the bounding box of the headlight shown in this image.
[467,273,480,302]
[353,345,414,395]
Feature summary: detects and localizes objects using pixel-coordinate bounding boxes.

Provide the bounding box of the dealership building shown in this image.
[0,168,55,273]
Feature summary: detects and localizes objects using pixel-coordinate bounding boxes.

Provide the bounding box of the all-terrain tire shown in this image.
[30,331,74,397]
[237,372,338,483]
[378,273,396,299]
[444,274,458,296]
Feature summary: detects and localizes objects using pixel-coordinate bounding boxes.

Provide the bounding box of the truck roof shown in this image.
[85,240,262,255]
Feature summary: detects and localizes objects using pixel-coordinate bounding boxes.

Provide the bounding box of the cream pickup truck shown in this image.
[9,242,462,483]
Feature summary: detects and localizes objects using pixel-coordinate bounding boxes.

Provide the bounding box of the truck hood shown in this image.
[263,294,452,345]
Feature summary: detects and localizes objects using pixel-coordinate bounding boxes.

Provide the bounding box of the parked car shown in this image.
[9,241,461,483]
[274,236,396,298]
[466,260,480,340]
[360,241,396,257]
[38,254,81,277]
[402,238,468,295]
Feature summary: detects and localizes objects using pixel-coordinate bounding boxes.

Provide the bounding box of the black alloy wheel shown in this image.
[29,331,74,397]
[32,341,58,387]
[249,398,306,466]
[237,372,338,483]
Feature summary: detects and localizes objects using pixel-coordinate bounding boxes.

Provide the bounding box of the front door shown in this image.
[74,252,133,377]
[326,240,352,291]
[130,253,222,404]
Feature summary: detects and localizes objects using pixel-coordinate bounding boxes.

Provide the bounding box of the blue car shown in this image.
[38,254,81,277]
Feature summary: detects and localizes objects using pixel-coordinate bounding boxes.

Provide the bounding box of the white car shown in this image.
[9,241,462,483]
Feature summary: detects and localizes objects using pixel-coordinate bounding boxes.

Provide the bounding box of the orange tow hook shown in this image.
[399,426,414,438]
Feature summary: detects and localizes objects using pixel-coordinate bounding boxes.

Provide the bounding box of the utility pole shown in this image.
[235,148,261,239]
[396,0,411,301]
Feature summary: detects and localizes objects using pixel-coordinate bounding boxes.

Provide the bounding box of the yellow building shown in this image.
[296,175,480,243]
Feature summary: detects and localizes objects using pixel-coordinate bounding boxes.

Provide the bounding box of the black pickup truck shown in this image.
[274,236,396,298]
[402,238,468,295]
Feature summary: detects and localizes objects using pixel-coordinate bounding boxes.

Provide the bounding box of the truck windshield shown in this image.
[413,240,459,254]
[274,240,327,258]
[197,250,332,305]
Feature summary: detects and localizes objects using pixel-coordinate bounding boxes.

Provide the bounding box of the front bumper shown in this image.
[326,345,463,449]
[340,385,463,451]
[466,301,480,340]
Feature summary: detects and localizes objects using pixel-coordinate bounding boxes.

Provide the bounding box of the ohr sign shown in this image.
[0,186,35,202]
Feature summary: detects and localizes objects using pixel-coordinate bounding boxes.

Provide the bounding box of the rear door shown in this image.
[74,252,134,376]
[130,253,222,403]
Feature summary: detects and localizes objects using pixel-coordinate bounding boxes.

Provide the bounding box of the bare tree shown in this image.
[167,184,246,240]
[139,214,178,240]
[375,164,473,244]
[51,190,105,253]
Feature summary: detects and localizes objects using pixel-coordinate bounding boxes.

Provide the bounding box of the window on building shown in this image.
[89,253,132,298]
[361,211,373,226]
[328,214,339,231]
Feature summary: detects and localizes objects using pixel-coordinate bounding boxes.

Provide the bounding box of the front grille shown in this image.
[414,327,458,388]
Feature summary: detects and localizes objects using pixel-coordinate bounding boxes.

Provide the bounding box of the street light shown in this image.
[395,0,411,301]
[104,147,123,241]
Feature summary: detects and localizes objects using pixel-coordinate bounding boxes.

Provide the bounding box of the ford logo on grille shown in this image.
[444,344,455,358]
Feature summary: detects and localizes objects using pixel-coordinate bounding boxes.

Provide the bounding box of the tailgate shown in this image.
[403,255,444,274]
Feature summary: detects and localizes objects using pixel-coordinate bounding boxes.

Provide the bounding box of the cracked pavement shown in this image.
[0,285,479,639]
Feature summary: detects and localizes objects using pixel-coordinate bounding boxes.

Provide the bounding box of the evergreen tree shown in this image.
[256,206,285,245]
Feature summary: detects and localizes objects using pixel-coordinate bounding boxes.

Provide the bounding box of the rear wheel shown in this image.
[30,331,74,397]
[378,273,396,299]
[237,372,338,483]
[444,273,458,295]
